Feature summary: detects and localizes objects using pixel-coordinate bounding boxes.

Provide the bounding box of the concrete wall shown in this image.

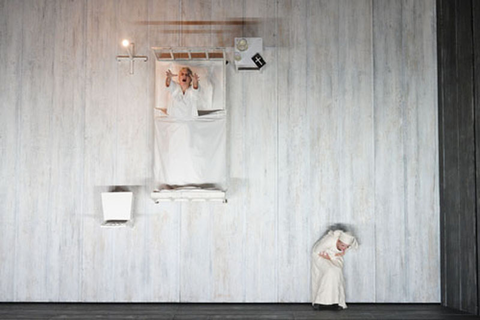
[0,0,439,302]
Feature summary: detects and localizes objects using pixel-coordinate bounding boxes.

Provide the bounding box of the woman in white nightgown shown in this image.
[311,230,358,311]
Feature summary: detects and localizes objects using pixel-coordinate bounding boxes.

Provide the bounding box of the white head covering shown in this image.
[338,231,359,250]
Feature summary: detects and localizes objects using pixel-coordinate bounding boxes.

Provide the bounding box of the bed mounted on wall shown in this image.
[151,47,227,203]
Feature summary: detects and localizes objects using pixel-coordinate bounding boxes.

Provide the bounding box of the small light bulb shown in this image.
[122,39,130,47]
[236,38,248,51]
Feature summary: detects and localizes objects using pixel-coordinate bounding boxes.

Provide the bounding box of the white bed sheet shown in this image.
[154,112,226,189]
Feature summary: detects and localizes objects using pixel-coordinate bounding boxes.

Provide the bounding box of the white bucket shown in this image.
[101,192,133,222]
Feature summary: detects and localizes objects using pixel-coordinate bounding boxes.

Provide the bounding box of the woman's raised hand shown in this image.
[166,69,177,79]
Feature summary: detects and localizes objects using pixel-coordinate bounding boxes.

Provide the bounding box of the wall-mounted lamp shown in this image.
[116,39,148,75]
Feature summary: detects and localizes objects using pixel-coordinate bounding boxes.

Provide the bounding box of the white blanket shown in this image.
[154,112,226,190]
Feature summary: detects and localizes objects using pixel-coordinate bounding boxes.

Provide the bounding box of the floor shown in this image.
[0,303,479,320]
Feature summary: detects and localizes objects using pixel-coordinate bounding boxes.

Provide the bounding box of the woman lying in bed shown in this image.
[165,67,200,118]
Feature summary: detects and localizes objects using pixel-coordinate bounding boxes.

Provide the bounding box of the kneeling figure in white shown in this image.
[311,230,358,310]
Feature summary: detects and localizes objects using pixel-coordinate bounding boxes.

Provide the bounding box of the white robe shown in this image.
[166,81,199,118]
[311,230,347,309]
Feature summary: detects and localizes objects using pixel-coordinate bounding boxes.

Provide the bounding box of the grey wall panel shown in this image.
[111,0,151,302]
[374,0,439,303]
[277,0,309,303]
[438,0,478,314]
[46,0,86,301]
[438,0,457,309]
[242,49,278,302]
[81,0,119,301]
[373,0,408,302]
[456,0,477,312]
[210,0,245,302]
[401,0,439,302]
[328,0,376,303]
[145,0,182,302]
[0,0,24,301]
[14,0,57,301]
[475,0,480,314]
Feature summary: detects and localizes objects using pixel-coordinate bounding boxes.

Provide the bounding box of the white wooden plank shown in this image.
[402,0,440,302]
[44,0,86,301]
[0,0,23,301]
[141,203,182,302]
[144,0,183,302]
[239,0,278,303]
[176,1,216,303]
[110,0,150,302]
[241,61,278,302]
[236,0,278,305]
[305,0,376,304]
[148,0,182,47]
[13,0,57,301]
[180,203,214,301]
[373,0,407,302]
[209,0,246,302]
[181,0,212,47]
[211,0,244,47]
[306,5,349,306]
[116,0,150,187]
[210,201,245,301]
[334,0,375,303]
[213,64,248,301]
[244,0,276,47]
[306,0,342,238]
[81,0,119,301]
[242,43,277,304]
[277,0,310,302]
[305,0,335,301]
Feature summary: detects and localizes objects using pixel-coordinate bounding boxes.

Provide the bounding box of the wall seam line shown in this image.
[471,0,479,314]
[45,0,58,300]
[371,0,377,304]
[274,0,279,304]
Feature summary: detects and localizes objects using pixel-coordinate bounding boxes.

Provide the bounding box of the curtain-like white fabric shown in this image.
[154,112,226,189]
